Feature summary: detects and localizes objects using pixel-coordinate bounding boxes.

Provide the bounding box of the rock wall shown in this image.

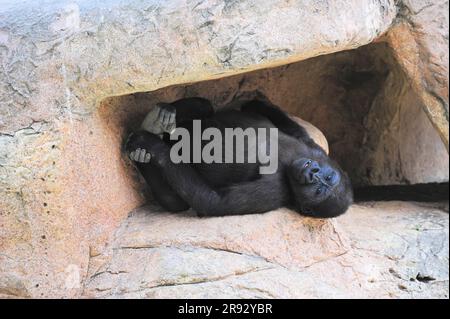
[388,0,449,149]
[0,0,448,298]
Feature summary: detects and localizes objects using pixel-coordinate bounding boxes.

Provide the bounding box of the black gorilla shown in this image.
[125,97,353,218]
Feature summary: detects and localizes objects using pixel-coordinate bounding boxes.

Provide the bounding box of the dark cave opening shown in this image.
[99,42,449,204]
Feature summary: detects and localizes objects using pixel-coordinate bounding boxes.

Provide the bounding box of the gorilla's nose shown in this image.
[302,162,321,184]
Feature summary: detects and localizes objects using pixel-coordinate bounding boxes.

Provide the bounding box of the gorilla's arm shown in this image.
[130,131,289,216]
[242,100,325,153]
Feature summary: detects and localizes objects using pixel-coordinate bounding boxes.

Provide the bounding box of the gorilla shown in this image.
[125,96,353,218]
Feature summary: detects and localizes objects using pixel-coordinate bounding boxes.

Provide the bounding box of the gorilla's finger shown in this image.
[169,112,176,126]
[158,109,165,122]
[144,153,151,163]
[153,108,161,126]
[157,106,163,119]
[162,110,170,126]
[134,148,142,161]
[168,123,176,134]
[138,149,147,163]
[129,151,135,160]
[135,148,141,162]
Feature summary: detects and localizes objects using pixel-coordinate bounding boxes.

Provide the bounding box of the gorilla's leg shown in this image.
[127,132,189,212]
[126,98,214,212]
[241,100,325,153]
[137,161,189,212]
[127,131,288,216]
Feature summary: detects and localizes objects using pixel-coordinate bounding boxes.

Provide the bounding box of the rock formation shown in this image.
[0,0,448,298]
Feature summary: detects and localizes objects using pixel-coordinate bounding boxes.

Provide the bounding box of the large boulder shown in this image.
[83,202,449,299]
[387,0,449,149]
[0,0,448,298]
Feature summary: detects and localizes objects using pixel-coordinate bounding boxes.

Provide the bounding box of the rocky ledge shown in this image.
[84,201,449,299]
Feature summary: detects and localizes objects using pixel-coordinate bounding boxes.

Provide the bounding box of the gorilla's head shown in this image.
[287,157,353,218]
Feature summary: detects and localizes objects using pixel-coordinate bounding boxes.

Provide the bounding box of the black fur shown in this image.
[125,97,353,218]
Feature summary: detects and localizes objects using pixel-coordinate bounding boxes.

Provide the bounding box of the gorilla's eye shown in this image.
[325,175,332,181]
[315,187,323,195]
[304,160,312,168]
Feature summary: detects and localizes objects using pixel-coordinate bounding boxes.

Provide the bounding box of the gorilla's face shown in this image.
[288,157,353,218]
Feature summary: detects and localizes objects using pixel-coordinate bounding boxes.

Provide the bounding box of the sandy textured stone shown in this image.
[387,0,449,149]
[84,202,449,299]
[355,43,449,185]
[0,0,448,298]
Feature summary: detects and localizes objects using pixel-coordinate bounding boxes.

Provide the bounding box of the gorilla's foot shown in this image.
[140,103,176,135]
[129,148,151,163]
[125,130,166,163]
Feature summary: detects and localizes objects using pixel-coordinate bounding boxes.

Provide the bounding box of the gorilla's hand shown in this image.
[140,103,176,136]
